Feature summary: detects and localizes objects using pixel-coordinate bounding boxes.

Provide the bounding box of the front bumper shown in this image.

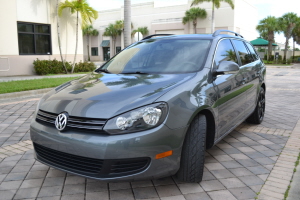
[30,120,187,181]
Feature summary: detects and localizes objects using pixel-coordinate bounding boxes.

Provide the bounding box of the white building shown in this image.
[0,0,83,76]
[85,0,258,62]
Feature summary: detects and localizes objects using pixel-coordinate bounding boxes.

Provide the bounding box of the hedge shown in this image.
[33,59,96,75]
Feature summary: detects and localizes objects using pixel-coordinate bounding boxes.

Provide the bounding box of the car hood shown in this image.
[39,72,195,119]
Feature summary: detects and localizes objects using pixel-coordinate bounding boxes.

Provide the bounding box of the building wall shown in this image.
[0,0,83,76]
[234,0,258,41]
[88,0,258,62]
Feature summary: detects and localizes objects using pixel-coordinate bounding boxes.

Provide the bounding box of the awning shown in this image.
[250,38,277,46]
[100,40,110,47]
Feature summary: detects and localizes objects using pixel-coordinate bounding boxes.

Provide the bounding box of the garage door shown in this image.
[155,29,184,35]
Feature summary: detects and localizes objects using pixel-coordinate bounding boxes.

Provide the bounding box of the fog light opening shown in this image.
[155,150,173,159]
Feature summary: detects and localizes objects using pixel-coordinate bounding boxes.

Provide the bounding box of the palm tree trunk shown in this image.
[113,37,116,56]
[71,11,79,73]
[56,0,68,74]
[124,0,131,47]
[284,37,289,62]
[193,20,197,34]
[293,38,295,62]
[87,35,90,61]
[211,3,215,33]
[267,40,272,61]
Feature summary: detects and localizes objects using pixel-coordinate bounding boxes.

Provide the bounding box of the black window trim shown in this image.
[230,39,255,67]
[17,21,52,55]
[244,42,259,61]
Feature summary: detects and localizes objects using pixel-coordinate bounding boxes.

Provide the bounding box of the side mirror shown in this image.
[214,61,239,75]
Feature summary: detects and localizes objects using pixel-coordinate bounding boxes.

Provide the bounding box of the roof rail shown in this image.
[142,34,173,40]
[213,30,243,38]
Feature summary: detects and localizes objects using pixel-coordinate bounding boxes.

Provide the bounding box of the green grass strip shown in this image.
[0,77,79,94]
[284,152,300,200]
[46,72,89,76]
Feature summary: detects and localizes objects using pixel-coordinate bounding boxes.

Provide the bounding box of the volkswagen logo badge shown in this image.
[55,112,68,131]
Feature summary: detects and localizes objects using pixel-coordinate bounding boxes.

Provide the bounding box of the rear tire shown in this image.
[246,87,265,124]
[176,114,206,182]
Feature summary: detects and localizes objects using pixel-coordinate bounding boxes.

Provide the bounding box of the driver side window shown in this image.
[214,39,238,70]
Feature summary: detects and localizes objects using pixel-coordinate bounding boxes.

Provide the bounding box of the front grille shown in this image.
[36,109,107,132]
[34,143,103,174]
[34,143,151,178]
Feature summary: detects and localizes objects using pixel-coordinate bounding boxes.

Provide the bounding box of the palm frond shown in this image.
[182,8,207,24]
[58,0,74,16]
[223,0,234,9]
[191,0,210,6]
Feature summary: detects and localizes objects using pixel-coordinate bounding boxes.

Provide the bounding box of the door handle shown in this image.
[256,71,261,76]
[242,77,246,85]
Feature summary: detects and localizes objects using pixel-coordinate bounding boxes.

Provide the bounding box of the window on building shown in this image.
[231,40,254,65]
[214,39,238,70]
[91,47,98,56]
[17,22,51,55]
[116,46,121,54]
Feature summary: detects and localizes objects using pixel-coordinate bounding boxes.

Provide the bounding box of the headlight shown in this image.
[104,102,168,135]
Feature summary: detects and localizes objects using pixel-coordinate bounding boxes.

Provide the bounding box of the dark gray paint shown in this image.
[30,33,266,181]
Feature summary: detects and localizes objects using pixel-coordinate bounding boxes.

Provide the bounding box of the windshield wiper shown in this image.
[98,68,111,73]
[121,71,149,74]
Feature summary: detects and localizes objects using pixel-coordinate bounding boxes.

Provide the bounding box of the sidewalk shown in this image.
[0,74,85,82]
[265,63,300,68]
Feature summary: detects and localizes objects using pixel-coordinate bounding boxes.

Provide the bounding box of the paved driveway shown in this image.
[0,67,300,200]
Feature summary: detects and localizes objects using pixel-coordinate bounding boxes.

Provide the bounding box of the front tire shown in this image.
[176,114,206,182]
[246,87,265,124]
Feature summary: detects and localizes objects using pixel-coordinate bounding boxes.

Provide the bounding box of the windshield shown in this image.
[98,38,211,74]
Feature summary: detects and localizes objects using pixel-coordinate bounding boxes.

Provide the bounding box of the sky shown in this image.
[87,0,300,45]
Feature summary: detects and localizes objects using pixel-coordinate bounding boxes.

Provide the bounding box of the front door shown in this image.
[103,47,110,61]
[212,39,247,138]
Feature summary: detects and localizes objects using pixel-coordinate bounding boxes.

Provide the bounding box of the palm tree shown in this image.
[278,12,299,62]
[256,16,279,61]
[58,0,98,73]
[182,8,207,34]
[82,25,99,61]
[291,19,300,61]
[103,23,122,57]
[56,0,68,74]
[131,27,149,40]
[191,0,234,33]
[124,0,131,47]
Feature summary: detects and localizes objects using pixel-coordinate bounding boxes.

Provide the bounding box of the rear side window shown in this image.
[245,42,259,61]
[214,39,238,69]
[232,40,254,66]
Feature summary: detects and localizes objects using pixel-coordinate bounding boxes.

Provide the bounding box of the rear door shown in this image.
[212,39,247,138]
[245,42,263,115]
[231,40,260,117]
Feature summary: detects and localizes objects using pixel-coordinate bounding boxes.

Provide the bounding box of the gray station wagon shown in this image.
[30,30,266,182]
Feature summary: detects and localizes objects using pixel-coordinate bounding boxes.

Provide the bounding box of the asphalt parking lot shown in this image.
[0,66,300,200]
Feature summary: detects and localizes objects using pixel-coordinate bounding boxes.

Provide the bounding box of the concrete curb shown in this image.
[0,88,52,101]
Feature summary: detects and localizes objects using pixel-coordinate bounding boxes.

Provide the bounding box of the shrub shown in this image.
[73,61,96,73]
[33,59,96,75]
[263,54,282,61]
